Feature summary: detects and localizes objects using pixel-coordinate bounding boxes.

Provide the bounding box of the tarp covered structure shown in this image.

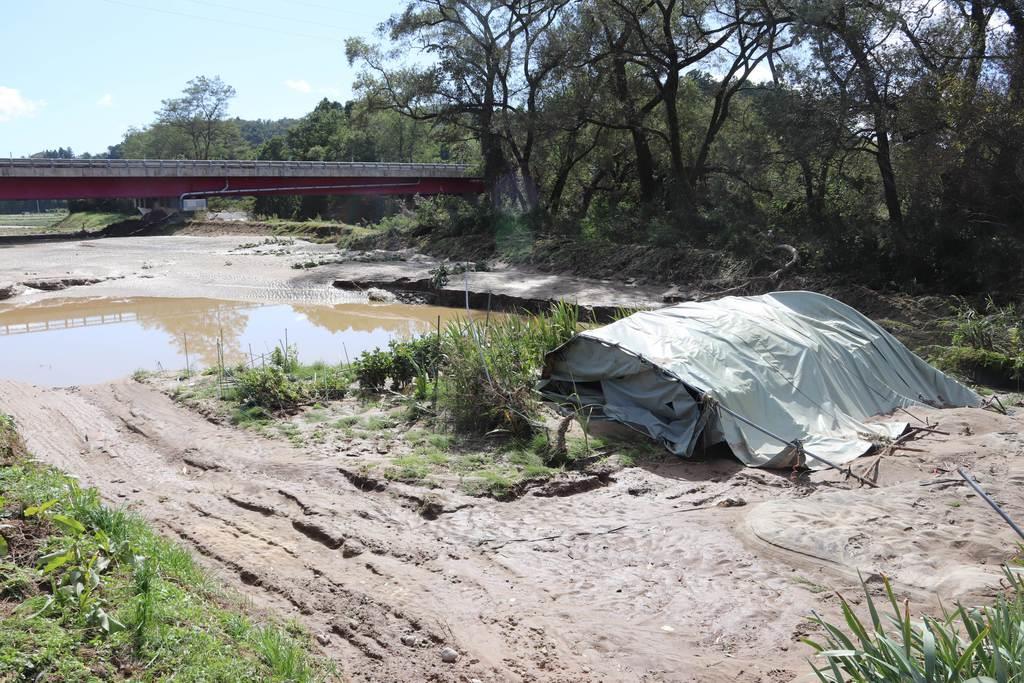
[539,292,979,469]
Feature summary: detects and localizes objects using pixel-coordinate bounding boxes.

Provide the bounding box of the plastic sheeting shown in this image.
[539,291,980,468]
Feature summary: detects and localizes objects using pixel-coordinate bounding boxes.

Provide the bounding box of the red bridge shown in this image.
[0,159,484,201]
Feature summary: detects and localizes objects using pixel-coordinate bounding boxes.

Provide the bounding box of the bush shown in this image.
[932,346,1021,389]
[931,298,1024,387]
[355,335,440,392]
[438,302,580,438]
[352,303,581,440]
[0,414,26,462]
[270,345,299,373]
[235,366,303,412]
[302,364,350,402]
[354,349,393,392]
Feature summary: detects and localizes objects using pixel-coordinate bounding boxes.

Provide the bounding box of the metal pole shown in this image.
[958,467,1024,540]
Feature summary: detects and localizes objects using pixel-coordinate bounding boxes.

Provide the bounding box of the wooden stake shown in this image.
[183,333,191,377]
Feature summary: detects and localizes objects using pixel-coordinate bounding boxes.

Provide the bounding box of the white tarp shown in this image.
[540,291,980,468]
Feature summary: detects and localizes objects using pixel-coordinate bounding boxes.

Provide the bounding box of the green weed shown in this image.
[252,625,317,682]
[805,569,1024,681]
[362,415,397,431]
[0,415,331,681]
[131,369,152,383]
[231,405,272,427]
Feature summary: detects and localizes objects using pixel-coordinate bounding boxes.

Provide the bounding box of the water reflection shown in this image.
[0,297,474,386]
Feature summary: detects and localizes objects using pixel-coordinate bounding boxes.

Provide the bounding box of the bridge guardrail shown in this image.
[0,159,478,178]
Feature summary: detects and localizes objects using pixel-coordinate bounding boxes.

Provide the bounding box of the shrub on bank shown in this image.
[439,301,580,433]
[355,336,440,392]
[236,366,304,411]
[931,298,1024,388]
[232,349,352,413]
[352,301,581,440]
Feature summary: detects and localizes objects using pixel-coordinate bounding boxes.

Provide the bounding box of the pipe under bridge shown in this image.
[0,159,485,201]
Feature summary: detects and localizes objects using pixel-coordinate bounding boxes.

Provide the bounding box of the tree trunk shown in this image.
[480,67,507,208]
[873,112,903,224]
[842,32,903,224]
[608,46,658,205]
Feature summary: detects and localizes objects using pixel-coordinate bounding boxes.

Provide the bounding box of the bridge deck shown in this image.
[0,159,483,200]
[1,159,475,179]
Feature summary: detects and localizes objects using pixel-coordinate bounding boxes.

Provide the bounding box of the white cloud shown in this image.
[285,79,313,93]
[0,86,41,123]
[96,93,114,108]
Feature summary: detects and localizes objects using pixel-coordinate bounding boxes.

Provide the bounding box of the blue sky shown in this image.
[0,0,406,157]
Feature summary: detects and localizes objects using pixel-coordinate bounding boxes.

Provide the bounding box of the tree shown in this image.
[30,147,75,159]
[156,76,237,160]
[347,0,576,207]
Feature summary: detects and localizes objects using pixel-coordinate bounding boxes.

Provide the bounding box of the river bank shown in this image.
[0,232,1015,682]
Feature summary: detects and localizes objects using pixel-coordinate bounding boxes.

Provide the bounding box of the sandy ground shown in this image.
[1,376,1021,682]
[1,235,1022,681]
[0,235,662,310]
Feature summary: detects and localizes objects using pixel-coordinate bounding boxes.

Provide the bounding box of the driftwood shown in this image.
[855,424,943,485]
[697,244,800,300]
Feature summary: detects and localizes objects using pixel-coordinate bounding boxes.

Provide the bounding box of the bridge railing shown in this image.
[0,158,478,179]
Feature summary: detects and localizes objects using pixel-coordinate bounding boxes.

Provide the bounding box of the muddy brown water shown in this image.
[0,296,473,386]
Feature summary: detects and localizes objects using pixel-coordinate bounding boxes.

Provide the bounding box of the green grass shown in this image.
[331,416,359,430]
[275,422,304,446]
[0,415,333,682]
[449,445,558,498]
[304,409,329,424]
[130,369,153,383]
[230,405,272,427]
[385,454,433,483]
[361,415,397,432]
[0,212,65,229]
[55,211,135,233]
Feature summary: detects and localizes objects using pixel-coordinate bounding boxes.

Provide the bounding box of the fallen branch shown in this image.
[910,426,949,436]
[700,244,800,299]
[982,395,1008,415]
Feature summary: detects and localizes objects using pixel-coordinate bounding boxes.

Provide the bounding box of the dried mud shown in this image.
[0,235,662,311]
[1,377,1021,682]
[0,235,1019,681]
